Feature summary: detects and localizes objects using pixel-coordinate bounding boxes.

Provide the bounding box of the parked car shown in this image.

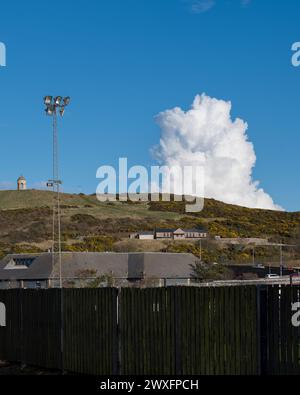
[265,273,280,279]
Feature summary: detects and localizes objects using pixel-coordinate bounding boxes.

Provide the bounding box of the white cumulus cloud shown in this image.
[152,94,282,211]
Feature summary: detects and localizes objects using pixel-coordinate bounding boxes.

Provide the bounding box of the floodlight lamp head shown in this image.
[46,107,54,116]
[54,96,62,106]
[44,96,52,105]
[60,108,65,117]
[63,96,70,106]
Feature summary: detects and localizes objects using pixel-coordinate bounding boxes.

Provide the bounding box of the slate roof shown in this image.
[0,252,196,281]
[184,229,207,233]
[155,229,175,233]
[143,253,195,278]
[0,254,53,281]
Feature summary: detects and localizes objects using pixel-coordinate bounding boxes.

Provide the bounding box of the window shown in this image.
[14,258,35,267]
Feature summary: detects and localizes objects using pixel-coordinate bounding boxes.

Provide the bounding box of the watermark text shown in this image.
[96,158,204,213]
[0,302,6,327]
[291,42,300,67]
[0,42,6,67]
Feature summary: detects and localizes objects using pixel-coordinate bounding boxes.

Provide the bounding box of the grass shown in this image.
[0,189,299,263]
[0,190,180,220]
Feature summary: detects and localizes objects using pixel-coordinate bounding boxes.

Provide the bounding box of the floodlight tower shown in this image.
[44,96,70,288]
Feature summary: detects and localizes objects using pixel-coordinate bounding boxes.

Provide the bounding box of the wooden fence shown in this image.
[120,287,258,375]
[0,286,299,375]
[0,289,118,375]
[260,286,300,375]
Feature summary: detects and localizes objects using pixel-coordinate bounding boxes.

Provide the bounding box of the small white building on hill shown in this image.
[130,228,207,240]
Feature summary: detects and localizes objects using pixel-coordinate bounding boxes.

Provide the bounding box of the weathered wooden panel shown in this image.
[0,288,118,374]
[175,286,258,375]
[21,289,62,369]
[260,285,300,375]
[0,289,22,362]
[120,288,175,375]
[63,288,118,375]
[119,286,258,375]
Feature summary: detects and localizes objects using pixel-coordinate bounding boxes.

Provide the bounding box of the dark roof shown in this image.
[52,252,129,279]
[0,252,196,281]
[155,229,175,233]
[52,252,195,279]
[138,231,154,235]
[0,254,53,281]
[143,253,195,278]
[184,229,207,233]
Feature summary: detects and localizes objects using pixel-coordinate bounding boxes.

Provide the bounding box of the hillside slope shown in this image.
[0,190,299,263]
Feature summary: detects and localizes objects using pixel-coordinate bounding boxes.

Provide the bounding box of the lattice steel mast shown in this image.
[44,96,70,288]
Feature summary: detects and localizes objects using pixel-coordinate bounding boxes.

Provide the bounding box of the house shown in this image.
[130,231,154,240]
[0,252,197,289]
[130,228,207,240]
[155,228,207,240]
[0,254,53,289]
[154,229,174,239]
[184,229,207,239]
[173,228,186,240]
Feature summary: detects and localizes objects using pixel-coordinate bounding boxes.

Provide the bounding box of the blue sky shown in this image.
[0,0,299,211]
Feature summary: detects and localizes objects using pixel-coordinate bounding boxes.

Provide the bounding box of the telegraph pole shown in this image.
[199,239,202,262]
[280,243,283,277]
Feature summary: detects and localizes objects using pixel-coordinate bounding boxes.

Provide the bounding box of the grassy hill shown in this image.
[0,189,299,264]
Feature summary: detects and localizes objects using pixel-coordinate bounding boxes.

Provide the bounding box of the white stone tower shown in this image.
[17,176,27,191]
